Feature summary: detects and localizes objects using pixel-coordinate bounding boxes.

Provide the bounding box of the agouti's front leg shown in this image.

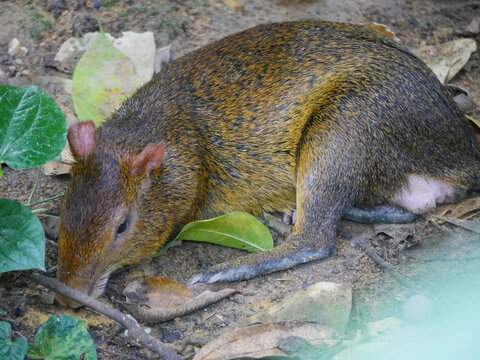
[189,126,362,284]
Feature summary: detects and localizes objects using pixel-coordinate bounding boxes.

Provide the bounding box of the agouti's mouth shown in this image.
[55,275,110,308]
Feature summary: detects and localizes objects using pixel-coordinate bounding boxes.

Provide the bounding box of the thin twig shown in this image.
[30,274,181,360]
[353,235,420,291]
[31,208,48,214]
[35,213,60,219]
[28,194,64,207]
[27,167,41,205]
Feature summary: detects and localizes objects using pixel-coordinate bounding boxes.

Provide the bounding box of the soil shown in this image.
[1,0,480,359]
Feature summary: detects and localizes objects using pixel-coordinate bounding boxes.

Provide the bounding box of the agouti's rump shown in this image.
[57,21,480,307]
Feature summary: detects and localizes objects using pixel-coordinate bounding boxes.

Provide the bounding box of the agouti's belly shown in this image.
[392,175,465,214]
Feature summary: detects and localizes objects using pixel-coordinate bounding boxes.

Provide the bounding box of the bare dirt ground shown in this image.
[1,0,480,359]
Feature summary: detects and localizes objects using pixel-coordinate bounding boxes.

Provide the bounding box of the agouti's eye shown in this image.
[117,219,129,234]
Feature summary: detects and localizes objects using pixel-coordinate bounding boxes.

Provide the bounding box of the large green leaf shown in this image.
[0,198,45,273]
[72,32,140,126]
[175,211,273,252]
[27,314,97,360]
[0,85,66,169]
[0,321,28,360]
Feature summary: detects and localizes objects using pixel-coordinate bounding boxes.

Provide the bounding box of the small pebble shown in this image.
[39,290,55,305]
[8,38,28,57]
[454,93,475,113]
[161,328,182,343]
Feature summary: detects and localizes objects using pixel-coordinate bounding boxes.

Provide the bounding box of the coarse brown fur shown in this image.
[58,21,480,305]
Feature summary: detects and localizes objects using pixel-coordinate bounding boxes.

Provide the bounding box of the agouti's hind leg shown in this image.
[189,127,362,284]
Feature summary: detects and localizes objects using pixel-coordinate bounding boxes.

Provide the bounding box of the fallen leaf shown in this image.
[435,196,480,219]
[404,229,480,261]
[430,214,480,234]
[71,32,143,125]
[193,320,337,360]
[373,223,415,244]
[413,39,477,83]
[146,277,191,308]
[122,278,242,323]
[176,211,274,253]
[41,160,71,176]
[248,282,352,334]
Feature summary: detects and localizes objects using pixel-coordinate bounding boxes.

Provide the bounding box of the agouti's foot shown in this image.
[188,234,333,284]
[188,263,253,285]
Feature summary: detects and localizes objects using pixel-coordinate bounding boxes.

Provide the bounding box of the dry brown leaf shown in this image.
[123,278,242,323]
[435,196,480,219]
[430,214,480,234]
[467,115,480,130]
[41,140,75,176]
[146,277,192,308]
[41,160,71,176]
[193,320,337,360]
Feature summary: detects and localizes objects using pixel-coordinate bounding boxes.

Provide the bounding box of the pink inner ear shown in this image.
[67,121,96,160]
[132,143,165,175]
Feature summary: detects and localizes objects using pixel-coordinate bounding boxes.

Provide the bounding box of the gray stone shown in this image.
[454,93,475,113]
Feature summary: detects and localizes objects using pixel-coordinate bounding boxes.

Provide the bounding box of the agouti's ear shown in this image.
[67,121,96,161]
[131,143,165,175]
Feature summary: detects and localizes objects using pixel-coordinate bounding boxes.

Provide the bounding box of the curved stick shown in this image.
[31,273,181,360]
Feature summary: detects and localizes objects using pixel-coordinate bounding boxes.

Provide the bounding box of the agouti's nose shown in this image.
[55,293,83,309]
[55,280,94,308]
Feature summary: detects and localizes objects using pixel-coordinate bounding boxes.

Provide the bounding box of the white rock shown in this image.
[413,39,477,83]
[54,32,115,70]
[113,31,156,85]
[8,38,28,56]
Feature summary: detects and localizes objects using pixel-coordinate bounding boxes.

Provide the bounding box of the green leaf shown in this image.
[0,321,28,360]
[72,32,140,126]
[0,166,2,179]
[27,314,97,360]
[175,211,273,252]
[0,198,45,273]
[0,85,67,170]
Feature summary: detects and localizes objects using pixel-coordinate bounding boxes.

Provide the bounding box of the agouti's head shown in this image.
[56,121,165,308]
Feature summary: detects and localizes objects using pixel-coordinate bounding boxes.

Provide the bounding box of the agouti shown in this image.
[57,21,480,307]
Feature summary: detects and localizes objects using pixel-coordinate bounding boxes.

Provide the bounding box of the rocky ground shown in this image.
[1,0,480,359]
